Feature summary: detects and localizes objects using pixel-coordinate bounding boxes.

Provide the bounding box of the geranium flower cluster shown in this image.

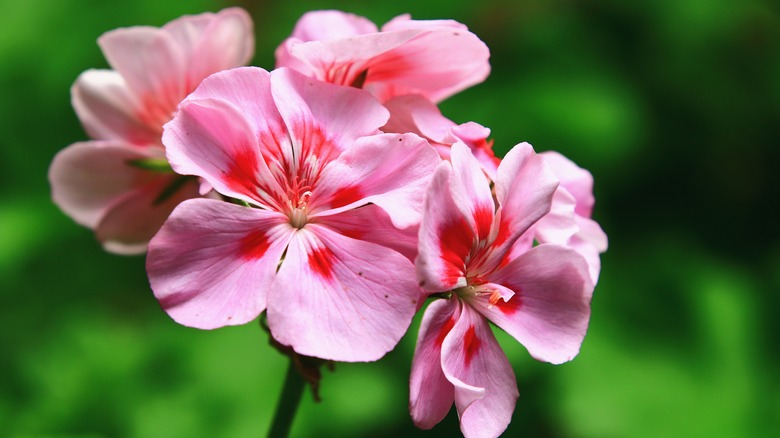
[50,8,607,438]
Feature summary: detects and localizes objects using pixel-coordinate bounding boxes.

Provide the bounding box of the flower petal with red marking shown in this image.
[316,204,419,261]
[49,140,160,229]
[99,26,187,121]
[449,142,496,243]
[163,96,283,209]
[491,143,558,255]
[147,198,291,329]
[440,303,518,438]
[267,224,420,362]
[365,21,491,103]
[96,174,200,254]
[312,133,439,227]
[476,244,593,364]
[409,298,459,429]
[71,70,162,145]
[163,7,254,91]
[271,68,389,152]
[416,162,472,292]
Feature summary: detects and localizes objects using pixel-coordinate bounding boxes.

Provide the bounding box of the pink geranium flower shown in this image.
[275,10,490,103]
[49,8,254,253]
[147,67,440,362]
[383,94,607,284]
[410,142,593,437]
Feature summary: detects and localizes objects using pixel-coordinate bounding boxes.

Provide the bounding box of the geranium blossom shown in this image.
[147,67,440,362]
[383,94,607,284]
[49,8,254,253]
[275,10,490,103]
[410,142,593,437]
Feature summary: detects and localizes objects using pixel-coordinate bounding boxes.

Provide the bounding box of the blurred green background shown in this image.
[1,0,778,436]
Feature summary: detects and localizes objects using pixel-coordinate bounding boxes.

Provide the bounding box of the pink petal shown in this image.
[288,10,377,41]
[416,162,471,292]
[271,67,389,150]
[532,186,579,245]
[540,151,595,217]
[162,94,284,209]
[476,244,593,364]
[449,142,496,244]
[382,96,500,178]
[98,26,186,124]
[71,70,161,145]
[267,224,420,362]
[49,140,161,228]
[409,298,459,429]
[276,13,490,102]
[491,143,558,254]
[163,7,254,90]
[570,216,608,285]
[450,122,500,180]
[381,15,468,32]
[315,204,419,262]
[96,173,200,254]
[147,198,292,329]
[382,94,455,145]
[364,25,491,103]
[283,29,422,86]
[312,133,440,228]
[576,215,608,254]
[441,303,518,438]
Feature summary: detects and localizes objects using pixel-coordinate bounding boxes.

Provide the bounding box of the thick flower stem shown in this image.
[267,360,306,438]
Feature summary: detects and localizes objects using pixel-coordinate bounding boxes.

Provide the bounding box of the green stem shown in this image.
[267,360,306,438]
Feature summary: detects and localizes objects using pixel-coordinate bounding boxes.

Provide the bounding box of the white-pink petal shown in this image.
[95,173,200,254]
[50,140,158,228]
[267,225,420,362]
[163,7,254,91]
[147,198,292,329]
[71,70,161,145]
[98,8,255,126]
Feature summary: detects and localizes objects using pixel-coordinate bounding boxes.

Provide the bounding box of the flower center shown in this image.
[453,279,504,307]
[288,190,312,229]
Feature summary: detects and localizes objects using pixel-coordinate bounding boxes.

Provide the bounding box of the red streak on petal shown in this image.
[473,205,493,242]
[239,230,270,260]
[339,227,363,240]
[329,185,363,209]
[497,292,522,316]
[493,218,511,248]
[438,216,473,283]
[308,246,336,281]
[224,146,259,197]
[475,138,501,166]
[435,316,457,347]
[463,325,481,367]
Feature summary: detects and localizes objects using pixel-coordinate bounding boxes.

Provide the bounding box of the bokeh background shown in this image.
[1,0,778,436]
